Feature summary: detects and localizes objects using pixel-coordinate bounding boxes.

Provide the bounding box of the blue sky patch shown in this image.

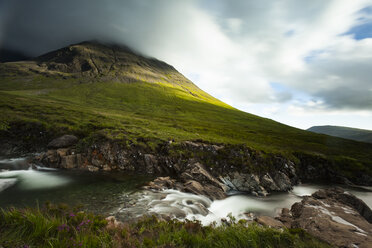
[345,22,372,40]
[344,6,372,40]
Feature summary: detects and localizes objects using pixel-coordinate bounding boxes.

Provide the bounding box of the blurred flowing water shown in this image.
[1,157,371,224]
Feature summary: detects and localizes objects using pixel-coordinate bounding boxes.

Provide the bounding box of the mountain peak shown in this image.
[0,41,217,104]
[36,41,175,76]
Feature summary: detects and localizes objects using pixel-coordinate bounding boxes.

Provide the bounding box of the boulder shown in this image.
[144,177,176,191]
[184,162,223,188]
[222,172,267,196]
[312,187,372,223]
[183,180,225,200]
[255,216,285,229]
[260,173,280,191]
[86,165,99,172]
[102,164,112,171]
[47,135,78,149]
[60,155,77,169]
[45,149,59,167]
[56,148,69,157]
[278,188,372,248]
[273,171,292,191]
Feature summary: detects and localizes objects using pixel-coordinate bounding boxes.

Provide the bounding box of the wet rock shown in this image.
[144,154,158,174]
[260,173,280,191]
[183,180,225,200]
[61,154,77,169]
[76,154,83,167]
[56,148,69,157]
[222,172,269,196]
[102,164,111,171]
[183,162,223,189]
[45,149,59,167]
[87,165,99,172]
[276,208,292,228]
[312,187,372,223]
[255,216,285,229]
[183,180,204,194]
[144,177,176,191]
[279,188,372,248]
[273,172,292,191]
[47,135,78,149]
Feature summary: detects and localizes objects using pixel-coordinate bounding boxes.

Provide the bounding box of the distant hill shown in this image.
[308,126,372,144]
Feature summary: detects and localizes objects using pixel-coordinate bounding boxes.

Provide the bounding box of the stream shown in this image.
[1,157,371,225]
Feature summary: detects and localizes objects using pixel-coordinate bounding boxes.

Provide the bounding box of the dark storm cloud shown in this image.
[0,0,191,56]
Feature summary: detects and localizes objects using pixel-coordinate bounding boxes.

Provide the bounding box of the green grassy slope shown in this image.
[0,42,371,175]
[308,125,372,144]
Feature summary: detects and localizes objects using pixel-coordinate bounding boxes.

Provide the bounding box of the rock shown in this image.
[87,165,99,172]
[183,180,204,194]
[47,135,78,149]
[273,172,292,191]
[45,149,59,167]
[276,208,292,228]
[260,173,280,191]
[183,180,225,200]
[56,148,69,157]
[184,162,223,189]
[219,176,237,191]
[144,177,176,191]
[222,172,265,195]
[280,188,372,248]
[255,216,285,229]
[76,154,83,168]
[105,216,123,229]
[60,155,76,169]
[312,187,372,223]
[144,154,158,174]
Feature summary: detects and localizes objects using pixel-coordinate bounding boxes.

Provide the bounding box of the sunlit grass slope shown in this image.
[0,41,371,174]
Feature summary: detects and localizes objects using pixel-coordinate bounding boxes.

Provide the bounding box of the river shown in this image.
[1,157,371,225]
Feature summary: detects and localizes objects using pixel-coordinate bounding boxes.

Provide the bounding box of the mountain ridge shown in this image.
[308,125,372,144]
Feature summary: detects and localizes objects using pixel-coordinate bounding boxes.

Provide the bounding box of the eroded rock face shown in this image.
[37,137,298,200]
[272,171,292,191]
[277,188,372,248]
[221,170,294,196]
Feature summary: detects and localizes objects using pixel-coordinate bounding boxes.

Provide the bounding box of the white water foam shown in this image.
[0,178,17,192]
[146,190,298,226]
[0,168,70,190]
[292,184,325,197]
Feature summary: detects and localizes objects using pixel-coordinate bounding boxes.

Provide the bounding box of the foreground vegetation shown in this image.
[0,204,331,248]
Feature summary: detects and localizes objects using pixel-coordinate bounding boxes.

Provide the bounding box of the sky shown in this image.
[0,0,372,130]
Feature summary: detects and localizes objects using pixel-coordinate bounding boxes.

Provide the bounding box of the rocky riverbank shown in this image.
[34,134,300,199]
[276,187,372,248]
[32,134,372,200]
[106,187,372,248]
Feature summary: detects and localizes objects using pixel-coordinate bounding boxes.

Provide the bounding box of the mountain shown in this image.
[0,41,371,183]
[308,125,372,144]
